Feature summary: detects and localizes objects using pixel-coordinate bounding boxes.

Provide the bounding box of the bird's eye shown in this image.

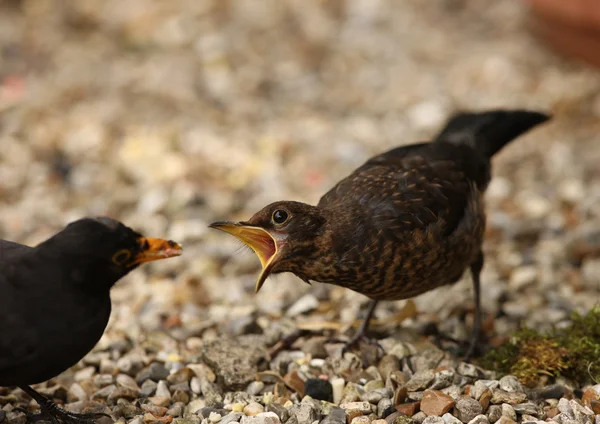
[112,249,131,266]
[272,209,289,225]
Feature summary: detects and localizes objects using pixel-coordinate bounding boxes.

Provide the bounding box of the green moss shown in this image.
[479,306,600,387]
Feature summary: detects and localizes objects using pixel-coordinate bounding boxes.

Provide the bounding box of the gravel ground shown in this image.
[1,1,600,424]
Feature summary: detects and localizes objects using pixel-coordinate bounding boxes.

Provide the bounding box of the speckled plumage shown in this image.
[213,109,550,356]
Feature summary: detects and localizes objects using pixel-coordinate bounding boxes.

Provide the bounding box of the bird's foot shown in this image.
[16,406,112,424]
[327,332,384,356]
[421,322,486,362]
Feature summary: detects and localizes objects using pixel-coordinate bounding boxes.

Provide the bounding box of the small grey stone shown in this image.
[456,363,480,379]
[570,400,594,423]
[407,391,424,401]
[519,414,539,423]
[486,405,501,423]
[167,403,185,418]
[156,380,171,398]
[512,403,540,416]
[466,415,489,424]
[339,402,372,414]
[92,384,116,400]
[201,379,224,407]
[441,413,462,423]
[412,412,427,424]
[93,374,114,388]
[455,396,483,423]
[174,418,201,424]
[441,385,462,401]
[202,337,266,390]
[500,404,517,421]
[378,355,401,380]
[137,362,169,384]
[246,381,264,396]
[140,379,158,397]
[107,386,138,404]
[288,403,320,424]
[472,381,489,400]
[430,370,454,390]
[362,390,383,404]
[319,407,346,424]
[412,349,445,373]
[405,370,435,391]
[266,403,289,422]
[377,398,394,417]
[490,390,527,405]
[557,398,573,418]
[221,413,244,424]
[190,377,202,394]
[246,412,281,424]
[286,293,319,316]
[422,417,445,424]
[498,376,523,394]
[116,374,140,391]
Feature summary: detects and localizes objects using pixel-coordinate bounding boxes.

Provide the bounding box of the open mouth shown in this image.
[209,221,278,292]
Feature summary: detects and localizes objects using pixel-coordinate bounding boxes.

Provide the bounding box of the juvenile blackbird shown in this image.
[0,217,182,423]
[210,109,550,357]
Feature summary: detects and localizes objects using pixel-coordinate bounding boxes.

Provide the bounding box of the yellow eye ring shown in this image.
[112,249,131,266]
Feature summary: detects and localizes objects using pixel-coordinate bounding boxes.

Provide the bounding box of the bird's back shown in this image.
[313,110,549,299]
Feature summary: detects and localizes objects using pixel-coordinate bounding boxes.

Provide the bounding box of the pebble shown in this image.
[304,378,333,402]
[466,416,489,424]
[486,405,501,423]
[500,404,517,421]
[221,413,244,424]
[379,355,401,380]
[243,402,264,416]
[240,412,281,424]
[420,390,454,417]
[498,377,523,394]
[422,417,445,424]
[320,407,346,424]
[286,294,319,316]
[454,396,483,423]
[405,371,435,391]
[246,381,265,396]
[430,370,454,390]
[287,403,320,424]
[490,390,527,405]
[330,378,345,405]
[441,413,462,424]
[350,416,370,424]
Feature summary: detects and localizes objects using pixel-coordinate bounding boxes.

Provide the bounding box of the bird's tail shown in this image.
[433,109,551,158]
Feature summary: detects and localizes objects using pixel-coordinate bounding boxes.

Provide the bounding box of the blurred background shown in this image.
[1,0,599,347]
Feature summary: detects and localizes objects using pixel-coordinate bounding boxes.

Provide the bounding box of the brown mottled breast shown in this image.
[301,142,487,300]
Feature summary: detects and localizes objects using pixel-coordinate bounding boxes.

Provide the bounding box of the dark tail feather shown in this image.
[433,109,551,158]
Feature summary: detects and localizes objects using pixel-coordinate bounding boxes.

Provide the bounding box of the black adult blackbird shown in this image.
[210,109,550,358]
[0,217,183,423]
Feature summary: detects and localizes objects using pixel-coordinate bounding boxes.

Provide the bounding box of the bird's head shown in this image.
[37,217,183,289]
[210,201,326,292]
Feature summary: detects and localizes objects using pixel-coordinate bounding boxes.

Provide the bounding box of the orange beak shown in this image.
[131,237,183,265]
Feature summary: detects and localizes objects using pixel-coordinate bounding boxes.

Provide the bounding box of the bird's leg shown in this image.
[463,251,484,361]
[328,299,383,356]
[18,386,112,424]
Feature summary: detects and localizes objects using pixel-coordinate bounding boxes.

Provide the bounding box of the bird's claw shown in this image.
[16,406,112,424]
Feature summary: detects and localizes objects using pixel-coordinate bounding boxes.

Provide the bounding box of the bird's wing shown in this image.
[0,241,39,377]
[318,143,473,236]
[0,278,40,378]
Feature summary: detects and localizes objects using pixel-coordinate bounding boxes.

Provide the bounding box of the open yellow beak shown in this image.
[209,221,278,292]
[132,237,183,265]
